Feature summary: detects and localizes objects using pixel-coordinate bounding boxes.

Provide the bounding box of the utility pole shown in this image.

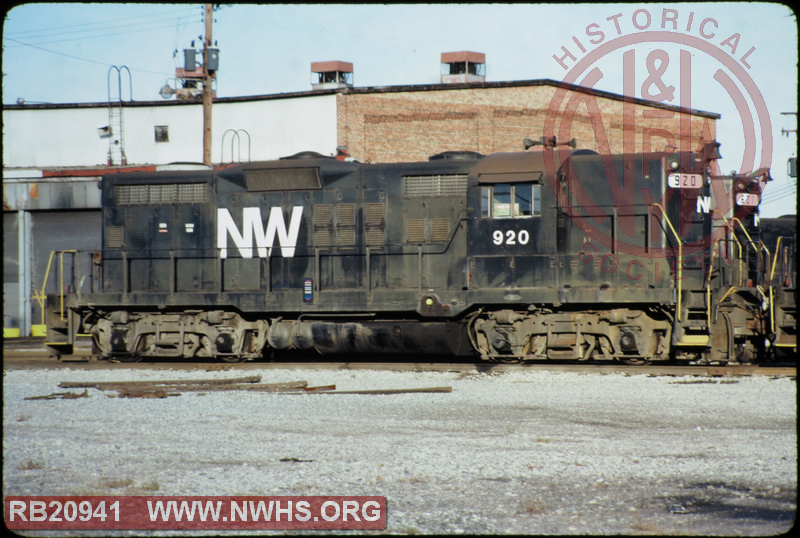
[203,3,213,165]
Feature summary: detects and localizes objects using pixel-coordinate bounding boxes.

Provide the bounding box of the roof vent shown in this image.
[440,51,485,84]
[428,151,484,161]
[279,151,333,160]
[311,61,353,90]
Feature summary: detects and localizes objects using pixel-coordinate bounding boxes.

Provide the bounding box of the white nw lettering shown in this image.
[696,195,711,214]
[218,206,303,259]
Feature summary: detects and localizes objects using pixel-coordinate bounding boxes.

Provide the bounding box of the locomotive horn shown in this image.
[523,136,554,149]
[524,136,578,150]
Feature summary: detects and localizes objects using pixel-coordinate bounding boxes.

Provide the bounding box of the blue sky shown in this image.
[3,3,797,217]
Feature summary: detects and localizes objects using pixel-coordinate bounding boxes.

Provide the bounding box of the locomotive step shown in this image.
[44,342,74,357]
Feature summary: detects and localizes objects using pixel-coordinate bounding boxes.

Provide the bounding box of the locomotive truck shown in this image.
[43,140,795,363]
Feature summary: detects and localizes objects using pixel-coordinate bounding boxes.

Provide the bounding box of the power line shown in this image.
[3,17,203,48]
[761,182,797,197]
[760,186,798,205]
[4,37,172,76]
[5,7,198,40]
[761,195,797,206]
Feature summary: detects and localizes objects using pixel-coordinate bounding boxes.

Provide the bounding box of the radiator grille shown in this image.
[336,203,356,246]
[406,218,451,243]
[430,218,451,242]
[336,228,357,246]
[337,203,356,226]
[403,174,468,198]
[105,226,124,248]
[314,203,359,246]
[407,219,426,243]
[314,204,334,246]
[244,167,322,191]
[116,183,207,205]
[364,203,385,245]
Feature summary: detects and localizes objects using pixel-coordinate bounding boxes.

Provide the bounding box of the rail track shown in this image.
[3,338,795,377]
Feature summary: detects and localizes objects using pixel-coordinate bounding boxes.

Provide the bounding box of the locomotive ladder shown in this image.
[107,66,132,166]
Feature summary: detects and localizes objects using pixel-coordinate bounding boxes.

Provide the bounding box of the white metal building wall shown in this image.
[2,93,338,168]
[3,107,110,168]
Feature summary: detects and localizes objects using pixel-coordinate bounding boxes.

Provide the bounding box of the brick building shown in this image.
[335,80,717,163]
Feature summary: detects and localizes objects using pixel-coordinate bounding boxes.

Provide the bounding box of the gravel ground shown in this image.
[3,366,796,535]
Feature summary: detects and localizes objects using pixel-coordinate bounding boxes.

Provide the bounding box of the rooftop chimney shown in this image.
[440,51,485,84]
[311,61,354,90]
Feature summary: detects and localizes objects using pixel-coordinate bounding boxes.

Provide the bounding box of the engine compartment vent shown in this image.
[115,183,207,205]
[403,174,468,198]
[244,167,322,191]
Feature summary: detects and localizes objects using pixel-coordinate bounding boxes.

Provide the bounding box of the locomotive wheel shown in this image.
[621,357,651,366]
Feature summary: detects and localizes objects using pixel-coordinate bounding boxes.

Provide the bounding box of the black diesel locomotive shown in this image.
[44,140,796,363]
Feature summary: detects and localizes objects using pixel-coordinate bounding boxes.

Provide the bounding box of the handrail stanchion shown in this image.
[651,203,682,321]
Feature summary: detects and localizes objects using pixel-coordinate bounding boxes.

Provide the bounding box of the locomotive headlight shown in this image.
[425,297,435,306]
[669,160,679,170]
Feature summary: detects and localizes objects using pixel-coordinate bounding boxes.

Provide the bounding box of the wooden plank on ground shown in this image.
[59,376,262,389]
[176,381,310,392]
[288,386,452,395]
[25,390,90,400]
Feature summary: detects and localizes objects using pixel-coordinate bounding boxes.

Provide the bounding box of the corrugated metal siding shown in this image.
[2,180,102,210]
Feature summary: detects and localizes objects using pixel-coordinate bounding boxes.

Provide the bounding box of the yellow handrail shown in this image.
[32,250,76,325]
[32,251,58,327]
[711,210,744,286]
[60,251,66,321]
[718,285,737,304]
[713,285,737,322]
[729,217,755,244]
[706,236,730,321]
[730,217,766,281]
[650,203,682,321]
[769,237,784,283]
[722,216,781,335]
[707,238,716,321]
[768,237,785,335]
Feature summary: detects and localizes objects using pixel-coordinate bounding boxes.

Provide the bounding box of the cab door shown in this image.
[466,164,550,290]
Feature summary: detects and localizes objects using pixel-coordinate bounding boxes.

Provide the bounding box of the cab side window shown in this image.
[481,183,540,218]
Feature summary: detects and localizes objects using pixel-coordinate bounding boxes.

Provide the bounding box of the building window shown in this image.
[481,184,540,218]
[154,125,169,143]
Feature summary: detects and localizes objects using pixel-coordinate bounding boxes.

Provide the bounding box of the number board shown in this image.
[492,229,530,246]
[667,173,704,189]
[736,193,759,207]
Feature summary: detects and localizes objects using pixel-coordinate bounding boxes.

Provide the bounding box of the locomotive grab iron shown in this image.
[44,140,796,363]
